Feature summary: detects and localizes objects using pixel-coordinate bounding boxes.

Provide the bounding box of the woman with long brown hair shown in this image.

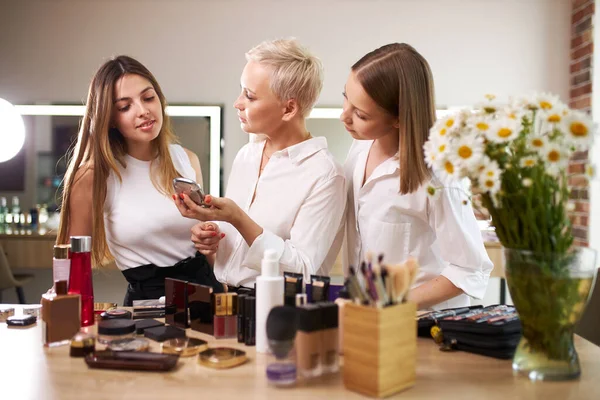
[57,55,223,305]
[340,43,492,310]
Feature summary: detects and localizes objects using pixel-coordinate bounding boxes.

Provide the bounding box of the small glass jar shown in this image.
[108,338,150,352]
[70,331,95,357]
[266,340,297,386]
[97,319,136,344]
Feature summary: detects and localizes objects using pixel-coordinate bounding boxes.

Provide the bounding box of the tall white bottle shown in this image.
[256,249,284,353]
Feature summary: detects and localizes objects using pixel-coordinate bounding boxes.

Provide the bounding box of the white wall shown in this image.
[0,0,571,185]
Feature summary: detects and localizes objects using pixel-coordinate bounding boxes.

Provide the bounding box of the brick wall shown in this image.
[569,0,594,246]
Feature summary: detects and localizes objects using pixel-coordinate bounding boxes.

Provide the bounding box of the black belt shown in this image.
[121,253,224,306]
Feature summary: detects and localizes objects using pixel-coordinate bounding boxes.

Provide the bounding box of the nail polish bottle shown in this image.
[295,304,322,378]
[213,293,238,339]
[318,302,339,373]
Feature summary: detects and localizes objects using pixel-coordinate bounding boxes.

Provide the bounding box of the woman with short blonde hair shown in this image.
[174,38,346,289]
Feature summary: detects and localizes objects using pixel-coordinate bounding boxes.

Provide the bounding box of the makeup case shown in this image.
[418,305,521,359]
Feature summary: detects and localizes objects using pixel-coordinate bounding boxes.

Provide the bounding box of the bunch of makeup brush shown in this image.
[346,253,419,308]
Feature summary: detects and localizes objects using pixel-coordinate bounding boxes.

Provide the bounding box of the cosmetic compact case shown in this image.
[417,305,483,338]
[419,305,521,360]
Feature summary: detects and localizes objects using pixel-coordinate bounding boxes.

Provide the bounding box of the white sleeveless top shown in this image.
[104,144,197,270]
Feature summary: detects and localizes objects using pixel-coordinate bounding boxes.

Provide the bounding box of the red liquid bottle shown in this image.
[68,236,94,327]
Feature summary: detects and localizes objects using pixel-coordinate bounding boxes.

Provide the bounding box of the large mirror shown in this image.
[0,105,222,216]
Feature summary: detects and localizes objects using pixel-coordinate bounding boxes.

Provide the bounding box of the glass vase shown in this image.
[504,247,597,381]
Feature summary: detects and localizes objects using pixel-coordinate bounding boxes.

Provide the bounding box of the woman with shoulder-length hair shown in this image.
[339,43,493,310]
[57,55,223,305]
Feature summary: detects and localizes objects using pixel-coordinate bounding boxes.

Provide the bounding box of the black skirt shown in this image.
[121,253,224,306]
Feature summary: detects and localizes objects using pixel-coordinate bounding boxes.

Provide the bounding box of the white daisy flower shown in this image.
[528,135,547,151]
[522,178,533,187]
[429,123,450,141]
[538,105,567,125]
[468,115,493,137]
[476,94,503,114]
[543,145,568,176]
[533,93,564,112]
[502,106,528,121]
[449,134,484,171]
[438,156,459,181]
[478,170,501,195]
[510,94,537,111]
[486,118,521,143]
[586,164,595,180]
[520,157,537,168]
[479,159,501,180]
[425,184,441,201]
[562,110,595,150]
[423,140,437,168]
[437,115,460,133]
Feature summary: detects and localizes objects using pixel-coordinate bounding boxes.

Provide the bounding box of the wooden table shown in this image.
[1,305,598,400]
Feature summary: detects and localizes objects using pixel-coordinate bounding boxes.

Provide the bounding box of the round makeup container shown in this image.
[100,309,132,320]
[97,319,136,345]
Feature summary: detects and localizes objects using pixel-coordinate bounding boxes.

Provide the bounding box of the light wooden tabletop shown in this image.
[0,306,598,400]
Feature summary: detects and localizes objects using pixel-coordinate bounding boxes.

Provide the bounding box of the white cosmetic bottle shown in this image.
[256,249,284,353]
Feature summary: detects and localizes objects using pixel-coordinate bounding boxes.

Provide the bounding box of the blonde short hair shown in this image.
[246,38,323,117]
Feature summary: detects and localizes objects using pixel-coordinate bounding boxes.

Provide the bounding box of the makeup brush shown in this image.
[403,258,420,303]
[405,258,419,287]
[266,306,298,359]
[385,263,408,304]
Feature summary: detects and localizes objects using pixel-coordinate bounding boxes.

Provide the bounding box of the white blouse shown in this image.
[343,140,493,310]
[104,144,198,270]
[214,134,346,288]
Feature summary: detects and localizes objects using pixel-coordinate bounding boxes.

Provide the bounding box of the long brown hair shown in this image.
[352,43,436,194]
[57,55,180,267]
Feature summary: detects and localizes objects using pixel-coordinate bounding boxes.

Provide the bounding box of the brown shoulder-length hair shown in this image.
[352,43,436,194]
[57,55,180,267]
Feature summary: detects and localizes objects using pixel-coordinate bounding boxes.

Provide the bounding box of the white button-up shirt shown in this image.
[214,134,346,287]
[344,140,493,310]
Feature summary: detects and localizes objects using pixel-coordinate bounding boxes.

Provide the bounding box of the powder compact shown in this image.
[198,347,248,369]
[161,337,208,357]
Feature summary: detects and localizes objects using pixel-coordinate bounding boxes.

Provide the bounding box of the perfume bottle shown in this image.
[68,236,94,327]
[53,245,70,290]
[41,280,81,347]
